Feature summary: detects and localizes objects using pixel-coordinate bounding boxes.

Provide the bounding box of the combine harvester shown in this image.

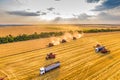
[0,78,4,80]
[73,37,77,40]
[94,44,110,54]
[40,61,60,75]
[46,53,56,60]
[48,43,54,47]
[61,39,67,43]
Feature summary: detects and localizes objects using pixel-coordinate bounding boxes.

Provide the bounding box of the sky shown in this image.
[0,0,120,24]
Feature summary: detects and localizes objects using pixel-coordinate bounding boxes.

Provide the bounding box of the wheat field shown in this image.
[0,32,120,80]
[0,24,116,37]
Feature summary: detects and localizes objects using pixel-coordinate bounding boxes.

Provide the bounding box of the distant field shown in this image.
[0,32,120,80]
[0,25,78,37]
[0,24,119,37]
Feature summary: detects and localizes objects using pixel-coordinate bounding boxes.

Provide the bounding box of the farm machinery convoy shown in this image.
[40,34,110,75]
[48,39,67,47]
[47,36,77,47]
[40,40,111,75]
[42,36,78,74]
[43,36,75,75]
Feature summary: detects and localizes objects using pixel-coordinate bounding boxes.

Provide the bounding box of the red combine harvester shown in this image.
[46,53,56,60]
[73,37,77,40]
[0,78,4,80]
[48,43,54,47]
[94,44,110,54]
[61,39,67,43]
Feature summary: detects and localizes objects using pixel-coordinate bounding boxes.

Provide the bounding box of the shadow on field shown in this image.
[40,69,60,80]
[95,51,113,59]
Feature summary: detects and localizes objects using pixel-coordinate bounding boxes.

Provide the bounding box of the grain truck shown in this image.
[40,61,60,75]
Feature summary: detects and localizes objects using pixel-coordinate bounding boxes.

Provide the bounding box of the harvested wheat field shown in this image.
[0,32,120,80]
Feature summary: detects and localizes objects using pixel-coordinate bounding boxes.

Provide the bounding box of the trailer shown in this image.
[40,61,60,75]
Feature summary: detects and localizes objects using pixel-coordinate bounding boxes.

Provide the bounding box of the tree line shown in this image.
[0,32,63,44]
[78,28,120,33]
[0,28,120,44]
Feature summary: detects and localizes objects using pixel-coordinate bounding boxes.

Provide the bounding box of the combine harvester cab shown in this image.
[95,46,104,53]
[40,61,60,75]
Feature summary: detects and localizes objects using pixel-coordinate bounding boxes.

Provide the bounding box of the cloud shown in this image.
[107,6,120,16]
[52,17,78,24]
[97,12,120,20]
[77,13,91,20]
[86,0,100,3]
[36,11,47,15]
[54,0,61,1]
[53,13,91,22]
[36,11,40,13]
[15,0,23,5]
[47,7,55,11]
[6,10,40,16]
[0,9,42,24]
[53,17,63,22]
[72,13,92,20]
[40,12,47,15]
[52,12,120,24]
[53,12,60,15]
[93,0,120,11]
